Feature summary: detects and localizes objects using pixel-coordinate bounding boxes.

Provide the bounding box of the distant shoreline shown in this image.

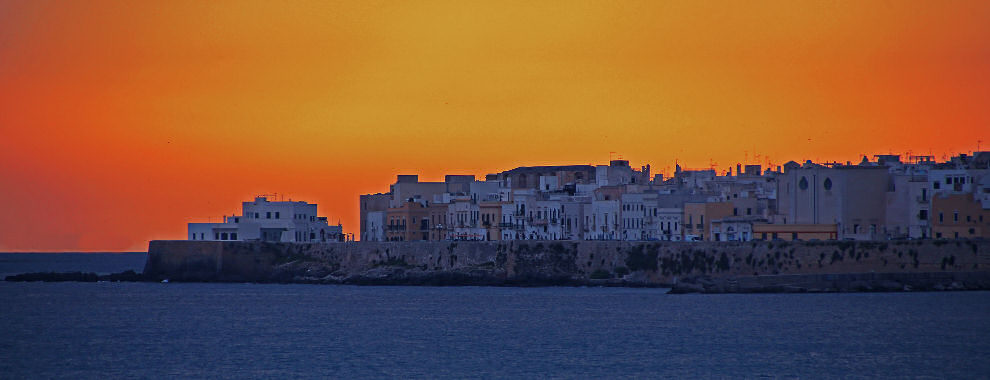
[7,269,990,295]
[0,251,146,254]
[5,239,989,294]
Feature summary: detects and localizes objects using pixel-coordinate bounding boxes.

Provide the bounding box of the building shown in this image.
[776,159,890,240]
[358,153,989,243]
[385,200,431,241]
[359,193,391,241]
[752,223,838,241]
[710,216,768,241]
[363,211,387,242]
[188,196,344,242]
[683,201,733,241]
[932,193,989,239]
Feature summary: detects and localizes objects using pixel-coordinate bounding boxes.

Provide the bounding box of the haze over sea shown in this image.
[1,253,989,379]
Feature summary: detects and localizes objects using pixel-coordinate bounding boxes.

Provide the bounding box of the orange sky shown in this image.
[1,0,988,251]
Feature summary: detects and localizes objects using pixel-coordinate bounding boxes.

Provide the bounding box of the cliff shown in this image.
[144,239,990,291]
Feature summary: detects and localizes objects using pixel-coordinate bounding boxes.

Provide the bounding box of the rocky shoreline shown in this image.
[668,271,990,293]
[5,270,148,283]
[7,239,989,294]
[3,268,663,288]
[8,268,990,294]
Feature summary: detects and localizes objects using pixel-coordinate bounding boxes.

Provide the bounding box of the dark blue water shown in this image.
[2,254,989,378]
[0,252,147,278]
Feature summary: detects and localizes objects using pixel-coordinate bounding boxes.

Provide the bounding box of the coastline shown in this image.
[9,239,990,293]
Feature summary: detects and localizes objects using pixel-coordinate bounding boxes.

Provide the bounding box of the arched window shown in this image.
[823,177,833,190]
[799,177,809,190]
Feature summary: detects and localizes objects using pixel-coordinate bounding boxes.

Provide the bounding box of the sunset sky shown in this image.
[1,0,988,251]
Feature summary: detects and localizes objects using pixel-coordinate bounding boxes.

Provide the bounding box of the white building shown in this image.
[586,199,620,240]
[363,211,387,242]
[657,207,683,241]
[188,196,344,243]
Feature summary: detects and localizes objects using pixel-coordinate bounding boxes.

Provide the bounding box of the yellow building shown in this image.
[385,201,430,241]
[479,202,504,241]
[932,193,989,239]
[683,202,734,241]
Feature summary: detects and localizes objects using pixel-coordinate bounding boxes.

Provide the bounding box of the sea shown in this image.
[1,252,989,379]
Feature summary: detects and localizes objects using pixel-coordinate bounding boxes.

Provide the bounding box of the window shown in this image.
[733,208,738,216]
[221,232,228,240]
[919,210,928,220]
[934,182,940,189]
[953,212,959,222]
[792,233,798,240]
[746,208,752,215]
[946,178,951,184]
[275,212,280,219]
[214,232,219,240]
[966,215,971,222]
[234,218,239,223]
[231,233,237,240]
[969,228,976,235]
[199,233,204,240]
[939,212,943,223]
[799,177,809,190]
[266,212,271,219]
[823,177,832,190]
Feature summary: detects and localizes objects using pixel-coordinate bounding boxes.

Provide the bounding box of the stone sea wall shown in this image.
[145,239,990,290]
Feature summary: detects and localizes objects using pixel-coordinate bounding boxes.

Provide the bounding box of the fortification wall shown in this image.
[146,239,990,287]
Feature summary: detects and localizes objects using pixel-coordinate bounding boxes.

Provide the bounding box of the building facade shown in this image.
[188,196,344,243]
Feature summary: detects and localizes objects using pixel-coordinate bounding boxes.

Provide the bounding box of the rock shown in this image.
[6,272,99,282]
[876,281,903,292]
[668,282,705,294]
